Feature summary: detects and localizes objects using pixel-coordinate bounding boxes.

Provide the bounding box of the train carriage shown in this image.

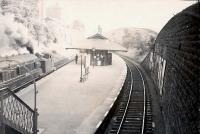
[0,53,73,91]
[0,54,42,90]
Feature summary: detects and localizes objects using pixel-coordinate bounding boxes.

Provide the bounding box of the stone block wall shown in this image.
[142,3,200,134]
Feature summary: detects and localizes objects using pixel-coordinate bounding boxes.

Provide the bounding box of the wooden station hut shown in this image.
[69,30,126,66]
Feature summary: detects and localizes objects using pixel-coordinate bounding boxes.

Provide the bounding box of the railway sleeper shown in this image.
[145,118,152,121]
[146,110,152,114]
[119,129,141,134]
[125,115,143,118]
[113,121,142,126]
[111,125,142,131]
[128,104,144,106]
[120,129,142,133]
[129,101,144,103]
[128,107,144,110]
[115,115,143,121]
[124,113,144,117]
[131,94,144,97]
[127,109,144,112]
[122,121,142,125]
[125,117,143,120]
[121,125,142,130]
[145,119,152,123]
[109,129,140,134]
[146,108,151,111]
[145,128,153,133]
[128,105,144,108]
[129,102,144,105]
[146,113,152,116]
[130,99,144,102]
[126,112,144,115]
[119,108,126,111]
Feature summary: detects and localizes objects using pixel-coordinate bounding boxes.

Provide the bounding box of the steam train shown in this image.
[0,53,73,91]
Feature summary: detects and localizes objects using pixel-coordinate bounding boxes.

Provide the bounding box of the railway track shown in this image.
[95,57,153,134]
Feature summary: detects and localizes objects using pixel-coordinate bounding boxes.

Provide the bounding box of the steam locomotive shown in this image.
[0,53,73,91]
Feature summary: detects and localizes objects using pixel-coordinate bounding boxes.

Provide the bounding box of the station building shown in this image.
[70,31,126,66]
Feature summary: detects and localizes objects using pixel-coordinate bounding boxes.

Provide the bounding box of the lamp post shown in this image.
[92,48,95,68]
[80,54,83,82]
[0,59,38,134]
[0,87,5,134]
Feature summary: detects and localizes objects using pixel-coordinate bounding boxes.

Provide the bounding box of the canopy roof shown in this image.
[87,33,108,40]
[67,33,127,52]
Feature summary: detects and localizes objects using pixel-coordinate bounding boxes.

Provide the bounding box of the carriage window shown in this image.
[16,67,20,75]
[26,63,30,70]
[34,62,37,69]
[0,73,3,82]
[32,63,34,70]
[10,70,15,78]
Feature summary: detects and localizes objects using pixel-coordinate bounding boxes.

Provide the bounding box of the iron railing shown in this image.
[0,87,34,134]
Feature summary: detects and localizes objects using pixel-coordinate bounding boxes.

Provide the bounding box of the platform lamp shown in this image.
[0,59,38,134]
[80,50,83,82]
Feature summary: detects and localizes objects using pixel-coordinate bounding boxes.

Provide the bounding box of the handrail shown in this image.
[1,88,34,112]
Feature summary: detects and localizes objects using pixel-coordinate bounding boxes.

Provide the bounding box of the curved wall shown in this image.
[142,3,200,134]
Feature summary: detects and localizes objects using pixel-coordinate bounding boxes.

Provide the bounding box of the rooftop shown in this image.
[87,33,108,40]
[0,54,38,69]
[68,32,127,52]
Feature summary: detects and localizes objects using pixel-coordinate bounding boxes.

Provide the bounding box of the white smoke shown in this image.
[0,13,72,57]
[0,0,74,58]
[44,18,68,54]
[0,14,32,57]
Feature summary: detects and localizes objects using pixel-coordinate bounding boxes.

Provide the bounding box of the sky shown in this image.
[41,0,196,35]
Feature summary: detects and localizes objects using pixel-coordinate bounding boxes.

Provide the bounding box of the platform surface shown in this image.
[17,54,127,134]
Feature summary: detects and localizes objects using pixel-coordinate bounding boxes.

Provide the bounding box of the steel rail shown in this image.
[121,56,146,134]
[116,61,133,134]
[134,62,146,134]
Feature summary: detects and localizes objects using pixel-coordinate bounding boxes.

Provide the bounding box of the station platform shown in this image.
[17,54,127,134]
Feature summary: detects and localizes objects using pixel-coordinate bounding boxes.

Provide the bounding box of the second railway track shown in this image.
[95,56,153,134]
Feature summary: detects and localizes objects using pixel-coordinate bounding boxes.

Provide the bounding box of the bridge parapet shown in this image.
[0,88,34,134]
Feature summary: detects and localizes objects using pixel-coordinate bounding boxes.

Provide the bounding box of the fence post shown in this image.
[33,108,38,134]
[0,90,5,134]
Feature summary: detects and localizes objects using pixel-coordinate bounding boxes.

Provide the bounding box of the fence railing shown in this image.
[0,87,34,134]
